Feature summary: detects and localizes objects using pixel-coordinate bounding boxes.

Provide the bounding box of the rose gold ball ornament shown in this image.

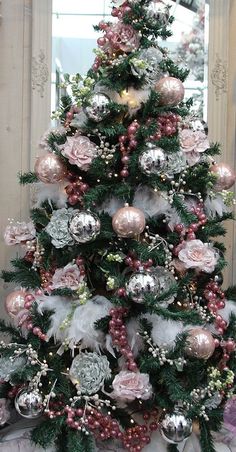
[5,289,26,318]
[211,162,236,191]
[185,328,215,360]
[155,76,185,107]
[112,205,146,238]
[34,153,67,184]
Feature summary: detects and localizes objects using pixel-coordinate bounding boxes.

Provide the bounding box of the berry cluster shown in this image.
[122,424,151,452]
[65,405,122,441]
[174,203,207,243]
[109,307,138,372]
[64,105,80,128]
[125,253,153,271]
[149,113,181,140]
[204,280,227,335]
[65,173,89,206]
[119,120,140,178]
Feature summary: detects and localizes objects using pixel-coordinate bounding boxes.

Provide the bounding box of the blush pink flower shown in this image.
[178,239,218,273]
[4,221,36,246]
[179,128,209,166]
[51,263,85,291]
[106,23,140,53]
[62,136,97,171]
[112,371,152,402]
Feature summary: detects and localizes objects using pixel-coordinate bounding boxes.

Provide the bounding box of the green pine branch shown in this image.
[199,419,216,452]
[31,417,65,448]
[172,194,197,225]
[18,171,38,185]
[30,208,50,227]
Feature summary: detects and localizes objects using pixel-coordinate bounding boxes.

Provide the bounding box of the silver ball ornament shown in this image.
[84,93,110,122]
[161,409,192,444]
[126,270,157,303]
[139,143,186,177]
[15,388,43,419]
[144,0,170,26]
[69,210,101,244]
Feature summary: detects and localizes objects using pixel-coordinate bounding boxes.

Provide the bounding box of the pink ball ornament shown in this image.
[34,153,67,184]
[155,76,185,107]
[185,327,215,360]
[5,289,26,318]
[112,205,146,238]
[210,162,236,191]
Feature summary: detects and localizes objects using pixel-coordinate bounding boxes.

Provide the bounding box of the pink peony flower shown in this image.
[62,135,97,171]
[4,221,36,246]
[51,263,85,291]
[106,23,140,53]
[112,371,152,402]
[179,128,209,166]
[178,239,218,273]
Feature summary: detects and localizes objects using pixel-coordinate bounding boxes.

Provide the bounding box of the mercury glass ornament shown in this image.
[69,210,101,244]
[112,205,146,238]
[161,409,192,444]
[139,143,186,177]
[15,388,43,419]
[211,162,236,191]
[155,76,185,107]
[5,289,26,318]
[144,0,170,26]
[185,328,215,360]
[84,93,110,122]
[34,153,67,184]
[131,47,163,86]
[126,270,157,303]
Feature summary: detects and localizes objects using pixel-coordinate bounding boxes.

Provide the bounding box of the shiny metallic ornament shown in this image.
[69,210,101,243]
[34,153,67,184]
[15,388,43,419]
[139,143,186,177]
[131,47,164,86]
[211,162,236,191]
[84,93,110,122]
[5,289,26,318]
[126,270,157,303]
[185,327,215,360]
[155,76,185,107]
[144,0,170,26]
[112,205,146,238]
[161,409,192,444]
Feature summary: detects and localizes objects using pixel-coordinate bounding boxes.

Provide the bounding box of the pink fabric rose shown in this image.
[62,136,97,171]
[4,221,36,246]
[178,239,218,273]
[179,128,209,166]
[106,23,140,53]
[51,263,84,291]
[112,371,152,402]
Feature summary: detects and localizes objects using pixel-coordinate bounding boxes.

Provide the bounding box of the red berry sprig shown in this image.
[204,280,227,335]
[125,254,153,271]
[174,203,207,241]
[149,113,181,141]
[65,179,89,206]
[109,307,138,372]
[122,424,151,452]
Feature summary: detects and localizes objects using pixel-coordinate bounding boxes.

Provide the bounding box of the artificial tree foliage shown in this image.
[1,1,236,451]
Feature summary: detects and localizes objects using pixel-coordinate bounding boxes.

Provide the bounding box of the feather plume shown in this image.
[142,314,185,349]
[204,193,230,218]
[133,186,170,218]
[31,182,68,209]
[98,197,123,216]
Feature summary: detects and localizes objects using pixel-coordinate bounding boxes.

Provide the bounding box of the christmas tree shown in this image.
[1,1,236,451]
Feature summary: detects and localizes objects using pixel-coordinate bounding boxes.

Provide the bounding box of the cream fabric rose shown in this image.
[62,135,97,171]
[4,221,36,246]
[178,239,218,273]
[179,128,209,166]
[112,371,152,402]
[51,263,84,291]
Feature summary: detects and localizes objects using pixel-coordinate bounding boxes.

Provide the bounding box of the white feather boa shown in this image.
[204,193,230,218]
[31,182,68,209]
[37,295,112,351]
